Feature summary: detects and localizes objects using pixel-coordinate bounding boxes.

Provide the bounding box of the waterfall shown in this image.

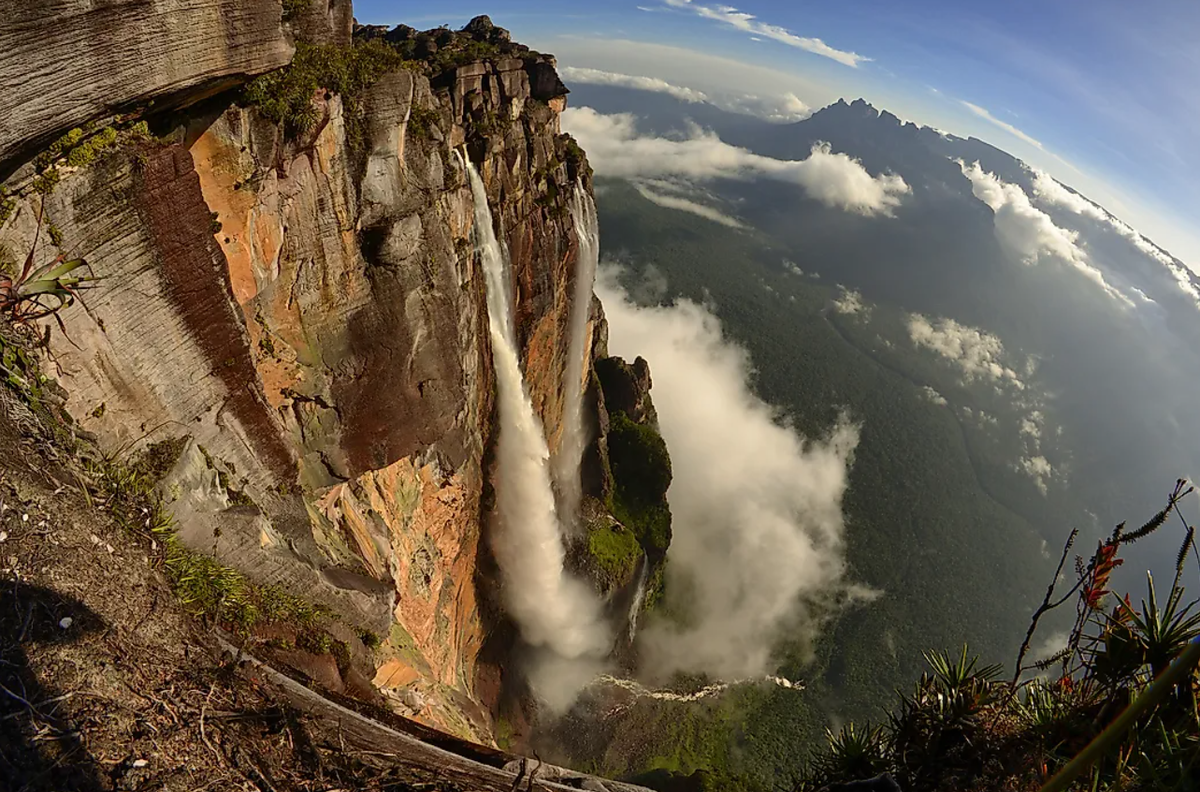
[626,557,648,642]
[553,184,601,529]
[463,158,609,664]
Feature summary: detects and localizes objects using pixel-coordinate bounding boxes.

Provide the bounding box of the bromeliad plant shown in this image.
[797,481,1200,792]
[1,209,95,330]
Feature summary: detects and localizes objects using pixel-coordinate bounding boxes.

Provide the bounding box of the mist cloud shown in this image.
[564,107,910,216]
[633,182,745,228]
[959,162,1134,307]
[597,268,864,681]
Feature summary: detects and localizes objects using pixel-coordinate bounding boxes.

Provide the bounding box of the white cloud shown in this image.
[564,107,910,216]
[920,386,948,406]
[560,66,710,103]
[661,0,869,67]
[1019,455,1054,496]
[959,162,1134,307]
[1020,410,1044,440]
[907,314,1025,389]
[713,91,811,122]
[633,183,745,228]
[597,267,865,681]
[831,287,867,315]
[559,66,811,123]
[960,101,1044,150]
[1031,169,1200,313]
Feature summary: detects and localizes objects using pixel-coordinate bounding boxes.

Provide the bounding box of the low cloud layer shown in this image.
[1031,169,1200,313]
[959,162,1133,307]
[633,182,745,228]
[564,108,910,216]
[659,0,869,67]
[560,66,710,103]
[715,91,811,122]
[907,314,1025,389]
[597,267,863,681]
[559,67,811,122]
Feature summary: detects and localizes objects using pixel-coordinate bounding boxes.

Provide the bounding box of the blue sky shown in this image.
[355,0,1200,269]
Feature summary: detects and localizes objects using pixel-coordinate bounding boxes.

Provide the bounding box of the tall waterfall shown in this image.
[464,158,609,666]
[552,184,600,529]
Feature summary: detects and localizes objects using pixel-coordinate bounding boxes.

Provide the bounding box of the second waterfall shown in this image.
[552,184,600,528]
[464,158,610,698]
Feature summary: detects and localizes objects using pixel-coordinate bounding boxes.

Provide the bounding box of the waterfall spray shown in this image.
[463,157,610,673]
[553,184,601,529]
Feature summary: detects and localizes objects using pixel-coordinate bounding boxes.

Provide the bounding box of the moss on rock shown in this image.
[587,522,642,583]
[607,411,672,560]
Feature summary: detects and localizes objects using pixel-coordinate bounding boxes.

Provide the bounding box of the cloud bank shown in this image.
[564,108,910,216]
[715,91,812,123]
[959,162,1133,307]
[560,66,710,103]
[660,0,869,67]
[597,267,863,681]
[559,67,811,123]
[1031,169,1200,313]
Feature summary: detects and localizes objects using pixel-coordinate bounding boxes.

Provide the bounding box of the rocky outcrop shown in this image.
[0,0,295,179]
[0,16,593,741]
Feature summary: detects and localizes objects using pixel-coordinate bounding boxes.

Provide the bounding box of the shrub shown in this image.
[243,40,407,140]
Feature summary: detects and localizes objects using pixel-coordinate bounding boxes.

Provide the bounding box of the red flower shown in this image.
[1083,541,1123,610]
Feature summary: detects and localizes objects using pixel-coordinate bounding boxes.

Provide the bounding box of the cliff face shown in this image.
[0,0,303,179]
[0,17,596,741]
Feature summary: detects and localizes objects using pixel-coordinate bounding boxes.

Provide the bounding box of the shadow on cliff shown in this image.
[1,581,107,792]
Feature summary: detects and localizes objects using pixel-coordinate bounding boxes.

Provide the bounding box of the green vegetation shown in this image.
[0,332,67,442]
[0,220,95,328]
[0,188,15,227]
[89,439,328,634]
[607,413,672,560]
[243,40,408,142]
[406,104,442,140]
[281,0,310,22]
[560,134,592,178]
[588,523,642,582]
[36,125,117,171]
[800,485,1200,791]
